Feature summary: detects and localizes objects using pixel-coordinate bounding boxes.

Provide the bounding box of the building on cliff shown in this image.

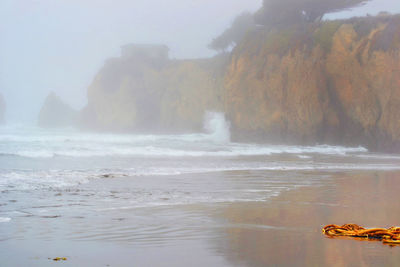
[121,44,169,61]
[81,15,400,152]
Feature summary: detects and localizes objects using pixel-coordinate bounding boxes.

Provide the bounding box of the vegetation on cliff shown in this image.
[254,0,370,26]
[38,92,78,128]
[208,12,256,52]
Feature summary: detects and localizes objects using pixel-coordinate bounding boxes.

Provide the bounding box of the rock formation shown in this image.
[81,44,227,132]
[38,92,78,128]
[225,15,400,151]
[82,15,400,152]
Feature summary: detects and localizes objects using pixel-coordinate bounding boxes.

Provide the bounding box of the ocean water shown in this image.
[1,112,400,265]
[1,112,400,219]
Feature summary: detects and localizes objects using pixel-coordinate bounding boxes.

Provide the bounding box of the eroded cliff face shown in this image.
[225,15,400,151]
[0,93,5,124]
[83,15,400,151]
[82,53,226,132]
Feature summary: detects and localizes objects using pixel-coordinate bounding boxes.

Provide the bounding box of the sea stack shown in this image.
[38,92,78,128]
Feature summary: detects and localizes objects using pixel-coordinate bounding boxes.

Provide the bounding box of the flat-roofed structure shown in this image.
[121,44,169,60]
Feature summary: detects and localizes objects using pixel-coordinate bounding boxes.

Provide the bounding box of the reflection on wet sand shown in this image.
[2,170,400,266]
[215,171,400,266]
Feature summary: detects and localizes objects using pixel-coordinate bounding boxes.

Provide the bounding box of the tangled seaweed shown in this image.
[322,224,400,245]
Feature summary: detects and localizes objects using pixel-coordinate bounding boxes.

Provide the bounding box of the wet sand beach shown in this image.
[216,170,400,266]
[2,170,400,266]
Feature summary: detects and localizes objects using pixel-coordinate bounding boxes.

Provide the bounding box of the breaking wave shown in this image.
[0,112,367,159]
[2,144,368,159]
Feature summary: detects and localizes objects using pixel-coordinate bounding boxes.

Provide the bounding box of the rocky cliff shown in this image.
[38,92,78,128]
[225,15,400,151]
[0,93,5,124]
[83,15,400,152]
[81,49,227,132]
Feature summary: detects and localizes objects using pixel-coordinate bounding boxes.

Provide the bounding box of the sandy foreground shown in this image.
[215,171,400,266]
[1,170,400,266]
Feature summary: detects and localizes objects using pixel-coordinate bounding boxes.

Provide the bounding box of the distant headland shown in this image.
[39,14,400,152]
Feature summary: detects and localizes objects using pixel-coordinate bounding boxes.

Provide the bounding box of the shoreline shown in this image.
[2,170,400,266]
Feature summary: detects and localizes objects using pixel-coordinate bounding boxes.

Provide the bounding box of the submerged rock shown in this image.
[38,92,78,128]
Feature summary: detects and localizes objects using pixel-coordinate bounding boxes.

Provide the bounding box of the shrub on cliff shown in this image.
[254,0,370,27]
[209,12,256,52]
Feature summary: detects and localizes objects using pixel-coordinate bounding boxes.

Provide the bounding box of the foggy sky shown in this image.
[0,0,399,123]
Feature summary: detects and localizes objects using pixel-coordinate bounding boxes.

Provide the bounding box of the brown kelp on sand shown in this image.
[323,224,400,245]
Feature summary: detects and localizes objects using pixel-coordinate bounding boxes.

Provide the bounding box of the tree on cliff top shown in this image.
[209,12,256,52]
[255,0,371,27]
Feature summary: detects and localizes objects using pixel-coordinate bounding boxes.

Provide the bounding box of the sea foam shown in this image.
[203,111,231,143]
[0,114,370,159]
[0,217,11,223]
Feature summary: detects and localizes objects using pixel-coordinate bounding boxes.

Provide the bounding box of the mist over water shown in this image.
[0,111,399,194]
